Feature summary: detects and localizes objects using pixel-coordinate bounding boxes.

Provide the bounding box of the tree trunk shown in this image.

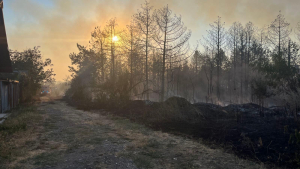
[145,15,149,100]
[160,13,168,102]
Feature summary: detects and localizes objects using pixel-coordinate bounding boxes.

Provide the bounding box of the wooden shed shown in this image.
[0,80,19,113]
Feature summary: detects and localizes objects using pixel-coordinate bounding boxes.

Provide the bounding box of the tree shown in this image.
[228,22,243,96]
[199,46,215,102]
[238,25,247,103]
[251,77,271,117]
[192,50,201,73]
[204,16,226,101]
[268,11,291,55]
[134,0,155,100]
[91,26,108,82]
[122,19,142,97]
[105,18,119,83]
[10,47,55,102]
[153,5,191,102]
[244,22,256,100]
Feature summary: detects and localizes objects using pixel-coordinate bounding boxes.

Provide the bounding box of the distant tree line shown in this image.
[66,1,300,114]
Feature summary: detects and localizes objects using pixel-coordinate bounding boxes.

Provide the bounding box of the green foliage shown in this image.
[251,50,300,106]
[66,43,131,109]
[10,47,55,102]
[251,78,272,101]
[264,53,299,92]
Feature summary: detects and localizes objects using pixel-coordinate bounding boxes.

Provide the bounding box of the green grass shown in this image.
[118,137,163,168]
[86,137,104,144]
[113,117,150,135]
[133,155,154,169]
[24,151,63,166]
[0,105,42,160]
[65,142,82,153]
[167,139,177,148]
[141,149,162,159]
[0,106,38,135]
[177,161,197,169]
[146,138,161,148]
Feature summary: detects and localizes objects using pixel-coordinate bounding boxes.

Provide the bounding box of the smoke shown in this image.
[4,0,300,81]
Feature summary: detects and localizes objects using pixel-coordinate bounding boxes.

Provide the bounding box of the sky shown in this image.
[4,0,300,81]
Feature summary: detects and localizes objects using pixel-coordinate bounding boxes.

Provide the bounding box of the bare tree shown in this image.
[245,22,256,65]
[200,46,214,102]
[105,18,118,83]
[121,19,143,97]
[91,26,108,82]
[268,11,291,55]
[153,5,191,102]
[257,26,267,47]
[228,22,243,96]
[151,6,192,101]
[244,22,256,100]
[134,1,156,100]
[239,25,247,103]
[203,16,226,101]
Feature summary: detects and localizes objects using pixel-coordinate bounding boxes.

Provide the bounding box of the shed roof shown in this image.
[0,1,12,73]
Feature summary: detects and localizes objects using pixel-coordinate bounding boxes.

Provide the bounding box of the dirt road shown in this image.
[0,99,267,169]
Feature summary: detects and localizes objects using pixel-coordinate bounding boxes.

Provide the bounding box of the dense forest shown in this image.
[66,1,300,115]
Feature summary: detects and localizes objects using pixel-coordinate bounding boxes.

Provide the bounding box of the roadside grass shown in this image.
[0,106,38,135]
[86,137,104,145]
[133,155,154,169]
[30,151,63,166]
[105,113,151,136]
[0,105,44,166]
[106,114,199,168]
[176,160,197,169]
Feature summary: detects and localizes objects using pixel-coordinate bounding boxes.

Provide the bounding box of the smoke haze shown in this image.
[4,0,300,81]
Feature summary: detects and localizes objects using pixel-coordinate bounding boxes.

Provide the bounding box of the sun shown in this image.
[112,36,118,42]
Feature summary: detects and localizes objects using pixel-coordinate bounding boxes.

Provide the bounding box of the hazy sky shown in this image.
[4,0,300,81]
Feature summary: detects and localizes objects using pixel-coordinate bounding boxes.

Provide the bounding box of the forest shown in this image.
[67,2,300,112]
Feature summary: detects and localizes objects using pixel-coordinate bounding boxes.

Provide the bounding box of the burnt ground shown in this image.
[0,97,267,169]
[97,97,300,169]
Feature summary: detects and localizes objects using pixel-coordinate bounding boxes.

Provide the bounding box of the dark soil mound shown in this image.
[194,102,231,119]
[160,97,205,123]
[116,97,205,124]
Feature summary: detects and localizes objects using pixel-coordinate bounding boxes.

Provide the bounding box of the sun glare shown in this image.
[112,36,118,42]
